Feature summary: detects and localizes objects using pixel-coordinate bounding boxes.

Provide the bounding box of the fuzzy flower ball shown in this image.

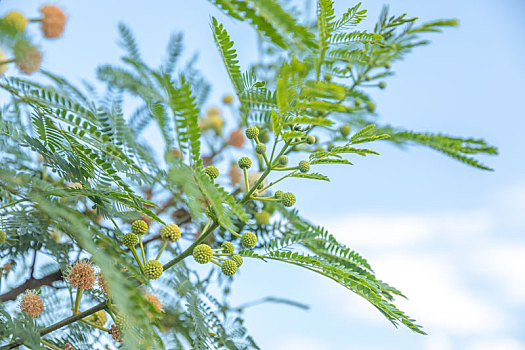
[39,5,67,38]
[193,244,213,264]
[0,230,6,244]
[221,260,238,276]
[20,291,44,318]
[221,241,234,254]
[97,272,108,294]
[228,129,245,148]
[232,254,243,267]
[160,224,181,242]
[92,310,107,327]
[68,261,95,290]
[144,293,163,313]
[144,260,163,280]
[241,232,257,249]
[15,45,42,75]
[3,11,28,32]
[131,220,148,235]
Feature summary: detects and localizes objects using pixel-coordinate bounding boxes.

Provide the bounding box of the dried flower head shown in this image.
[15,45,42,75]
[67,261,95,290]
[97,272,108,294]
[228,129,245,148]
[144,293,163,313]
[63,343,76,350]
[39,5,67,38]
[3,262,12,276]
[20,290,44,318]
[228,163,242,185]
[110,324,123,343]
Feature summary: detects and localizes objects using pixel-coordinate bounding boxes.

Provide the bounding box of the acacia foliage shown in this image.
[0,1,496,349]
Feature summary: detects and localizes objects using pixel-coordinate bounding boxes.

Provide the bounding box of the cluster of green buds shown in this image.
[192,231,255,276]
[121,220,181,280]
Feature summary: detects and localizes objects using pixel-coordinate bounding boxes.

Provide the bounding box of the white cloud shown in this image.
[276,335,330,350]
[467,337,525,350]
[471,244,525,303]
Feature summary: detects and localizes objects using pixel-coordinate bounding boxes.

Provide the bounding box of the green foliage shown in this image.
[0,1,498,349]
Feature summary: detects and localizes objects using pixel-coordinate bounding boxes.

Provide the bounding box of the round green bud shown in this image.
[144,260,163,280]
[378,81,386,89]
[0,230,6,244]
[340,125,351,137]
[238,157,252,169]
[122,233,138,248]
[366,101,376,113]
[221,259,238,276]
[274,190,284,199]
[324,73,332,82]
[241,232,257,249]
[258,129,270,143]
[278,155,288,166]
[131,220,148,235]
[193,244,213,264]
[281,192,296,207]
[254,211,270,225]
[221,241,234,254]
[204,166,219,179]
[255,143,266,155]
[298,161,310,173]
[115,314,128,331]
[245,126,259,140]
[306,135,316,145]
[232,254,243,267]
[364,75,372,81]
[160,224,181,242]
[384,62,391,69]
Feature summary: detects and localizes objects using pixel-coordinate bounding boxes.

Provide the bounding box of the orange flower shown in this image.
[144,293,163,313]
[20,291,44,318]
[67,261,95,290]
[228,129,245,148]
[15,45,41,75]
[39,5,67,38]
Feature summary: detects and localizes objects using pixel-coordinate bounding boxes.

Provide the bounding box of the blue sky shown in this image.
[1,0,525,349]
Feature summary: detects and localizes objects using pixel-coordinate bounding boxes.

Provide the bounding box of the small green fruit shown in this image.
[366,101,376,113]
[255,143,266,155]
[378,81,386,89]
[324,73,332,82]
[204,166,219,179]
[193,244,213,264]
[340,125,351,137]
[221,241,234,254]
[258,129,270,143]
[238,157,252,169]
[232,254,243,267]
[241,232,257,249]
[121,233,138,248]
[298,161,310,173]
[254,211,270,225]
[144,260,163,280]
[306,135,316,145]
[221,260,238,276]
[384,62,391,69]
[274,190,284,199]
[281,192,296,207]
[245,126,259,140]
[131,220,148,235]
[160,224,181,242]
[278,155,288,166]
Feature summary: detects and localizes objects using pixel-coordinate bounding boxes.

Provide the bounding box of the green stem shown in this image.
[0,199,28,210]
[73,288,83,315]
[243,168,250,193]
[139,235,146,264]
[213,253,232,257]
[250,197,280,202]
[162,222,219,271]
[213,257,227,262]
[155,241,169,260]
[272,167,298,171]
[210,260,222,267]
[259,171,296,192]
[40,339,61,350]
[80,319,111,332]
[130,246,144,272]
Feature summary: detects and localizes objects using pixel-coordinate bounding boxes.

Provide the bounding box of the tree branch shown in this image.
[1,301,107,349]
[0,270,63,302]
